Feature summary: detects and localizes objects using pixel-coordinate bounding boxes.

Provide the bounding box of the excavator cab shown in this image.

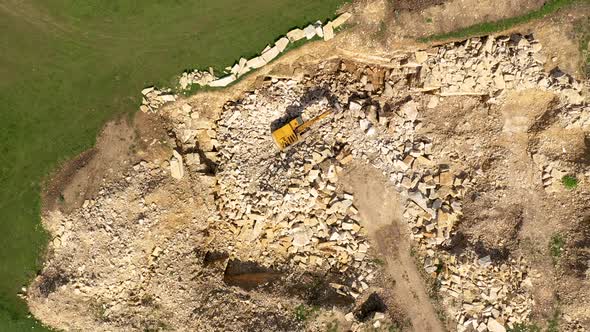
[271,116,304,150]
[271,110,332,151]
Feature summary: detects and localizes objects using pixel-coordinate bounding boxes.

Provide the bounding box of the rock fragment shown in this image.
[170,150,184,179]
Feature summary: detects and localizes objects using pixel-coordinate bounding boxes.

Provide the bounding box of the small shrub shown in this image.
[388,324,402,332]
[326,320,339,332]
[561,175,579,189]
[550,233,565,262]
[547,309,560,332]
[508,323,541,332]
[371,258,386,266]
[425,17,433,23]
[294,304,319,322]
[373,21,388,42]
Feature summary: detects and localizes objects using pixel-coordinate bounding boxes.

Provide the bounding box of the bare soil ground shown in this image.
[42,112,170,214]
[388,0,547,39]
[339,0,547,51]
[418,88,590,328]
[341,163,446,332]
[502,2,590,80]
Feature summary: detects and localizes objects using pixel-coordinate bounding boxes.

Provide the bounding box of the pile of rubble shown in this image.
[436,252,535,331]
[139,86,177,113]
[419,35,585,105]
[112,33,590,331]
[214,84,376,299]
[31,158,312,331]
[179,69,216,90]
[200,34,587,331]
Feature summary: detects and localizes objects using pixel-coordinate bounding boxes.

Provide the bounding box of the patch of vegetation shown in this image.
[508,308,560,332]
[561,175,579,189]
[179,82,216,97]
[574,17,590,77]
[371,257,386,266]
[387,324,402,332]
[143,320,171,332]
[547,308,561,332]
[373,21,388,43]
[294,304,319,322]
[420,0,584,42]
[91,302,108,321]
[550,233,566,262]
[0,1,348,330]
[326,320,339,332]
[508,323,542,332]
[425,17,433,24]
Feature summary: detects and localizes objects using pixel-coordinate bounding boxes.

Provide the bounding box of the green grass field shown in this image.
[0,1,346,330]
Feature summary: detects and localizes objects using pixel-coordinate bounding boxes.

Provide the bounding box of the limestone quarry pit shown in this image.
[28,10,590,332]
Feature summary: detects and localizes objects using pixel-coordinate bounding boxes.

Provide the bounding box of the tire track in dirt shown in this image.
[342,163,445,332]
[0,0,74,35]
[0,0,101,50]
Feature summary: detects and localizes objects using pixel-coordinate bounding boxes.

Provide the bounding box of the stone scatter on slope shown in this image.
[420,35,585,104]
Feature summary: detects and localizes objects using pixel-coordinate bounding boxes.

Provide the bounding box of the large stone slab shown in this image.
[275,37,289,52]
[303,24,316,40]
[141,87,155,95]
[159,94,176,102]
[208,74,236,87]
[323,22,334,41]
[415,51,428,64]
[261,45,280,63]
[286,28,305,42]
[487,319,506,332]
[170,150,184,179]
[332,12,352,28]
[246,56,267,69]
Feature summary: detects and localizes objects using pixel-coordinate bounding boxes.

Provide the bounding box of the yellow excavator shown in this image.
[271,110,332,150]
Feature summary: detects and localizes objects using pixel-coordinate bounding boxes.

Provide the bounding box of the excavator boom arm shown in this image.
[294,110,332,135]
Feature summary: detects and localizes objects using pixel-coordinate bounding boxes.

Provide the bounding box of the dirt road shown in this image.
[342,163,445,332]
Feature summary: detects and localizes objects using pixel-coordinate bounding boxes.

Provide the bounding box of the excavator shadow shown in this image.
[269,85,340,132]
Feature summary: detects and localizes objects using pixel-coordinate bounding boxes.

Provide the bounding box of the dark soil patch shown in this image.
[284,272,355,308]
[203,251,229,267]
[388,0,447,11]
[354,292,387,321]
[563,215,590,277]
[37,270,69,297]
[223,260,282,290]
[41,148,97,213]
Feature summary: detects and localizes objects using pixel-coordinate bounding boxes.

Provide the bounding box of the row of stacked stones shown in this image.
[139,13,352,113]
